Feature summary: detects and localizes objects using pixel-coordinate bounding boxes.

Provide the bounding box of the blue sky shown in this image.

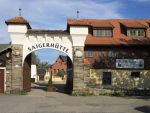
[0,0,150,64]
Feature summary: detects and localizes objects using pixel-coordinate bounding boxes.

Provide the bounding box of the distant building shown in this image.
[49,55,67,81]
[31,60,38,82]
[36,68,50,82]
[44,68,51,82]
[37,68,46,81]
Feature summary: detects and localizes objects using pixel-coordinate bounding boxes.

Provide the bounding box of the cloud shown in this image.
[0,0,123,43]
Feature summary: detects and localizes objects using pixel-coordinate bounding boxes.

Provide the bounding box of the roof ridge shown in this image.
[6,16,28,23]
[68,18,150,21]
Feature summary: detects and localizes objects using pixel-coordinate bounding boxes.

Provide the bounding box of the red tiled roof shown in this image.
[5,16,31,29]
[85,34,150,45]
[68,19,114,27]
[121,21,147,28]
[68,19,150,45]
[6,16,28,24]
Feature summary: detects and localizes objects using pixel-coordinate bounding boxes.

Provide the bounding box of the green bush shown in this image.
[57,70,65,80]
[48,77,53,87]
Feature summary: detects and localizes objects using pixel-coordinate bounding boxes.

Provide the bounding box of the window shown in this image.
[59,61,62,65]
[102,72,112,85]
[127,29,145,38]
[93,29,112,37]
[131,71,140,78]
[108,50,116,58]
[85,51,93,57]
[138,30,145,37]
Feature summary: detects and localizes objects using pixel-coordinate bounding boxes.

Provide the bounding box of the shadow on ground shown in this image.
[31,83,47,91]
[122,96,150,101]
[31,82,70,94]
[54,84,66,93]
[135,106,150,113]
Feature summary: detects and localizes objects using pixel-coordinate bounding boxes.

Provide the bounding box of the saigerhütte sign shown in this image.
[116,59,144,69]
[28,43,69,53]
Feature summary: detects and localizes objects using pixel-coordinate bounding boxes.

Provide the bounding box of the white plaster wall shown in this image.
[8,26,73,63]
[8,25,28,33]
[71,34,87,46]
[70,26,88,46]
[7,24,88,64]
[70,26,88,35]
[31,64,38,82]
[37,35,45,42]
[10,33,27,44]
[28,35,37,42]
[23,35,73,63]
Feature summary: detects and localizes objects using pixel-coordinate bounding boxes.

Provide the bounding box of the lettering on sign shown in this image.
[28,43,69,53]
[116,59,144,69]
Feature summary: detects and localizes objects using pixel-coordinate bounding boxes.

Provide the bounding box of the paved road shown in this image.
[0,81,150,113]
[0,89,150,113]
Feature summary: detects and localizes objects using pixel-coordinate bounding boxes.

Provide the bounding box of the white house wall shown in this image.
[31,64,38,82]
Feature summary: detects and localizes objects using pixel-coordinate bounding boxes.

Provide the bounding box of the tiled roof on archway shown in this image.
[27,29,69,35]
[5,16,31,28]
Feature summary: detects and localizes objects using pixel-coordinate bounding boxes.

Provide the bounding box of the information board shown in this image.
[116,59,144,69]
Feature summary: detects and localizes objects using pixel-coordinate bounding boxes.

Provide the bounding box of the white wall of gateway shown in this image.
[7,23,88,64]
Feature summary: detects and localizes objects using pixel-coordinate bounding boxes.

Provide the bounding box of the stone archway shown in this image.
[5,16,88,94]
[23,48,74,93]
[22,30,73,92]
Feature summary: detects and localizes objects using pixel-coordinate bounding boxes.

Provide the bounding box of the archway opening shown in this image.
[23,48,73,94]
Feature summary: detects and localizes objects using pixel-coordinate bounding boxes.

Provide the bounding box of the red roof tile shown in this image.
[121,21,147,28]
[68,19,114,27]
[85,34,150,45]
[5,16,31,29]
[68,19,150,45]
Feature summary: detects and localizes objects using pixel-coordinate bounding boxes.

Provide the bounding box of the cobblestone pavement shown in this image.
[0,81,150,113]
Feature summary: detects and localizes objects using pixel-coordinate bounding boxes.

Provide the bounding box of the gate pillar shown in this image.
[11,45,23,93]
[69,26,89,95]
[5,17,31,93]
[72,46,86,95]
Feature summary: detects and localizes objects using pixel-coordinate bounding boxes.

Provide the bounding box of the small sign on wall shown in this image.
[116,59,144,69]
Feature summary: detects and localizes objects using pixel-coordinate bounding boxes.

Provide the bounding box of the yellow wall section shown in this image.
[89,69,150,89]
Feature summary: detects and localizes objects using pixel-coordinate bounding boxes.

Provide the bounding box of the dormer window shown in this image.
[127,29,145,38]
[93,28,112,37]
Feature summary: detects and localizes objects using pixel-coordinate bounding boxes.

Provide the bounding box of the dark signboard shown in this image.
[116,59,144,69]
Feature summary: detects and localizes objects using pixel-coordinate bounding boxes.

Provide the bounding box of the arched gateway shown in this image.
[5,16,88,94]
